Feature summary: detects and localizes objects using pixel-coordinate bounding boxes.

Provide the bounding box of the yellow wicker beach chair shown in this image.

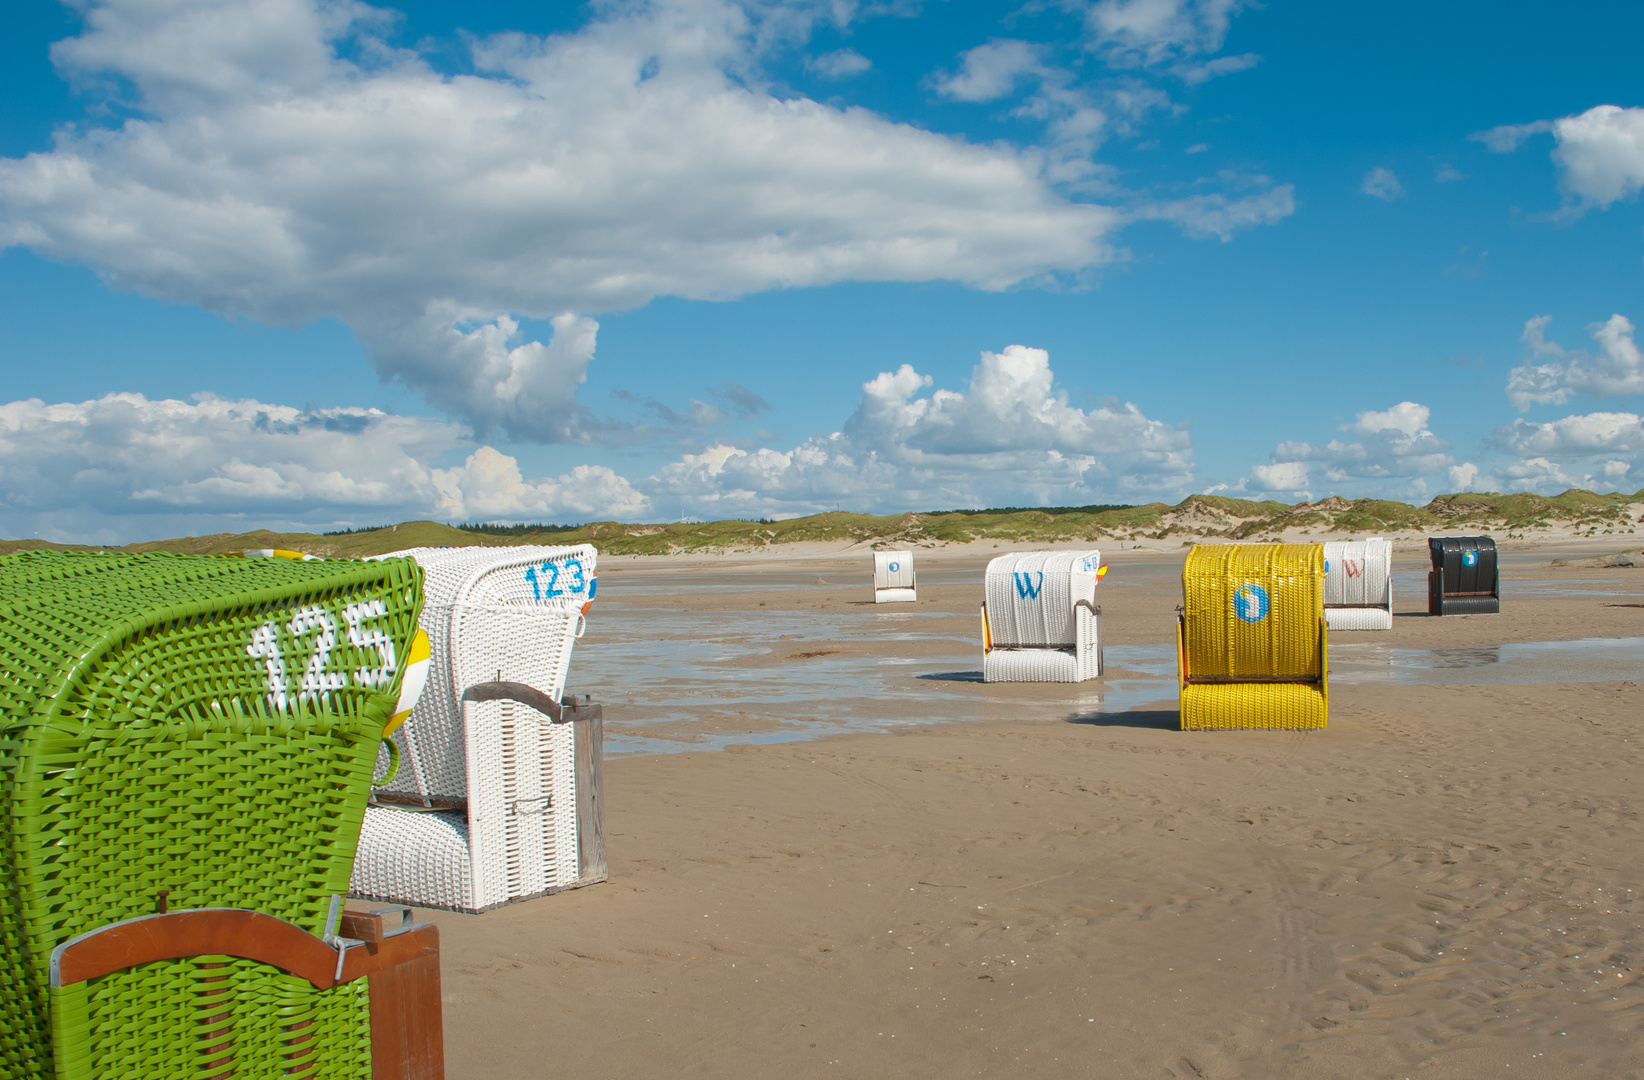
[1177,544,1327,730]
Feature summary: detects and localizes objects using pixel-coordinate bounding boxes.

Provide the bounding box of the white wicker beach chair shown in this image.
[1322,538,1393,630]
[350,544,605,913]
[873,550,917,603]
[981,551,1105,683]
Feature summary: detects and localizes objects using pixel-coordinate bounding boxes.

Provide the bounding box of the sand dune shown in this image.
[416,540,1643,1079]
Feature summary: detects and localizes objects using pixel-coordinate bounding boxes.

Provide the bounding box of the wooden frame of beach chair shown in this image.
[1427,536,1500,615]
[0,550,426,1080]
[1177,544,1328,730]
[980,551,1105,683]
[49,905,443,1080]
[1322,537,1394,630]
[351,545,605,913]
[873,550,918,603]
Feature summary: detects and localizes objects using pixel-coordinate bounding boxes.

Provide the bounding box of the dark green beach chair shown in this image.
[0,550,425,1079]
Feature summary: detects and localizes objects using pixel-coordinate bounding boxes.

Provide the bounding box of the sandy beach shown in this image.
[414,539,1643,1079]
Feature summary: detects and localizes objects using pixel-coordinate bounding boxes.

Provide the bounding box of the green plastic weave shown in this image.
[49,957,371,1080]
[0,551,423,1080]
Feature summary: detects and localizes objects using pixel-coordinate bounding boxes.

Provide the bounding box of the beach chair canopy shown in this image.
[1427,536,1499,615]
[872,550,917,604]
[981,550,1104,682]
[352,543,602,913]
[0,550,423,1079]
[1322,538,1393,630]
[873,550,916,602]
[874,550,914,590]
[1178,544,1327,730]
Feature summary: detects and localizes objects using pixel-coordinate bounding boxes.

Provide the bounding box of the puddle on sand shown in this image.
[1391,568,1644,600]
[1328,636,1644,686]
[587,568,989,596]
[1088,638,1643,698]
[568,593,1643,754]
[570,607,1179,755]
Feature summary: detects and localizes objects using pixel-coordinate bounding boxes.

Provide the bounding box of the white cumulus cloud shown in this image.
[1447,462,1480,490]
[1494,411,1644,459]
[1360,166,1403,201]
[807,48,871,79]
[0,342,1199,540]
[1134,183,1295,241]
[1471,119,1554,153]
[1249,461,1309,496]
[644,344,1194,515]
[1177,51,1260,84]
[1506,314,1644,410]
[935,40,1043,102]
[1085,0,1252,68]
[1550,105,1644,208]
[432,447,649,521]
[0,0,1123,442]
[1494,455,1632,494]
[1486,404,1644,495]
[1245,401,1454,498]
[0,392,649,542]
[1474,104,1644,212]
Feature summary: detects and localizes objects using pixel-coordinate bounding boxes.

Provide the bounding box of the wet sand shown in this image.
[421,540,1644,1079]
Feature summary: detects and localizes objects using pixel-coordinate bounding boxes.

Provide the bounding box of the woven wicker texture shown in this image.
[984,551,1101,646]
[982,603,1102,683]
[1321,606,1393,631]
[1433,594,1500,616]
[353,544,595,912]
[872,551,916,603]
[50,957,371,1080]
[981,551,1103,683]
[1180,682,1328,730]
[1428,536,1500,615]
[1322,538,1393,631]
[0,550,422,1080]
[1178,544,1327,730]
[352,811,475,913]
[1181,544,1322,680]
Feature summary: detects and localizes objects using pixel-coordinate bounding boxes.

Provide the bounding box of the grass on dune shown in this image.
[3,488,1640,559]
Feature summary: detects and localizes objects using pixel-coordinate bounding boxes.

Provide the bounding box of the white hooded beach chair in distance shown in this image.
[981,551,1106,683]
[1322,538,1393,630]
[350,543,605,913]
[873,550,917,603]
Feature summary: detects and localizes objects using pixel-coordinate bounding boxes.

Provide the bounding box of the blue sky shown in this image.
[2,0,1642,542]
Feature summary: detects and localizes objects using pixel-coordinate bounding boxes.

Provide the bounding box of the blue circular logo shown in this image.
[888,561,899,573]
[1323,559,1330,574]
[1233,584,1270,623]
[1462,549,1477,567]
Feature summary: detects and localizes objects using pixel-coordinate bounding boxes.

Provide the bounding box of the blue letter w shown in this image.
[1013,571,1043,599]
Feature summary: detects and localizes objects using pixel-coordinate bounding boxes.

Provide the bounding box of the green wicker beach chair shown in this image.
[0,550,424,1080]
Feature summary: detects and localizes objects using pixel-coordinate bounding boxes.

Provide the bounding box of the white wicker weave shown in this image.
[350,543,599,912]
[1323,538,1393,631]
[873,550,917,603]
[981,550,1104,683]
[353,810,477,912]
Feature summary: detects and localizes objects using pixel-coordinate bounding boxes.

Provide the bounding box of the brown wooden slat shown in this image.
[340,909,386,944]
[574,708,607,886]
[337,920,440,983]
[52,909,339,989]
[359,924,446,1080]
[460,680,563,721]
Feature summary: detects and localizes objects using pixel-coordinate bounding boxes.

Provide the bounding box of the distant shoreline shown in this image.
[3,487,1640,558]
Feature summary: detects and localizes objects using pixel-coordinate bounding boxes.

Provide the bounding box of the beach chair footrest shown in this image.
[1181,681,1327,730]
